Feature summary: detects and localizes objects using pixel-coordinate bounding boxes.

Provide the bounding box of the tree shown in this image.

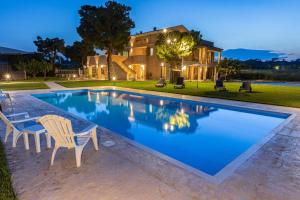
[39,60,53,79]
[216,58,241,80]
[16,59,52,79]
[155,31,199,82]
[156,31,197,69]
[16,61,28,79]
[65,40,96,69]
[34,36,65,73]
[77,1,135,80]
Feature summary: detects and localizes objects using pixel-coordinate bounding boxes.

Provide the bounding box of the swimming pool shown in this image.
[33,90,289,177]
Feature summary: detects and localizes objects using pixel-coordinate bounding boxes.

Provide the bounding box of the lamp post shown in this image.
[112,76,116,86]
[160,62,164,78]
[197,66,199,89]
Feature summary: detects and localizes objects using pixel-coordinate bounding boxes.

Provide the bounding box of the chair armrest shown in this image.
[7,112,29,118]
[11,116,40,124]
[74,124,97,136]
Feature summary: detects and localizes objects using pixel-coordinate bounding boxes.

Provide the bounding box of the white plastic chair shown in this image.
[38,115,98,167]
[0,111,51,153]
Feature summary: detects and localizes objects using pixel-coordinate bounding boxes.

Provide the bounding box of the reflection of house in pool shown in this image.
[101,91,218,134]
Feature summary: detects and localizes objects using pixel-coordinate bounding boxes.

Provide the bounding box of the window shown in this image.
[150,48,154,56]
[122,51,129,57]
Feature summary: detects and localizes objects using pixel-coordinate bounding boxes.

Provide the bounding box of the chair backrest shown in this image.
[158,78,165,84]
[0,111,14,129]
[176,77,184,85]
[242,81,251,89]
[38,115,75,148]
[216,80,224,87]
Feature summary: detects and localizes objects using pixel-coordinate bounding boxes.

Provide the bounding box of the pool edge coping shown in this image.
[14,86,299,185]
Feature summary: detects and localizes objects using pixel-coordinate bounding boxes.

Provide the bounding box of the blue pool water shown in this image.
[33,90,288,176]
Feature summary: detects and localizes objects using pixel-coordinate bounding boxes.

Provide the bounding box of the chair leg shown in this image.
[23,132,29,150]
[4,125,11,143]
[46,134,52,149]
[75,147,84,167]
[51,146,59,166]
[12,132,17,148]
[91,129,98,151]
[12,130,23,148]
[34,134,41,153]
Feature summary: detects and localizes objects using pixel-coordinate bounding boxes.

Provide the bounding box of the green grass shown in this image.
[0,141,17,200]
[25,77,67,82]
[0,82,49,91]
[57,80,300,108]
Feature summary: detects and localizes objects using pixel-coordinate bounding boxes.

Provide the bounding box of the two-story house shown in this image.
[86,25,222,81]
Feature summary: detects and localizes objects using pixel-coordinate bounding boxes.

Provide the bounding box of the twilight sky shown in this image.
[0,0,299,57]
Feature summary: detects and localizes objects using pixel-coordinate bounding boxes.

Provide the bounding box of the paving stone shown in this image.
[1,90,300,200]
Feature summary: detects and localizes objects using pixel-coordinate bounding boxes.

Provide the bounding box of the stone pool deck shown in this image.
[1,87,300,200]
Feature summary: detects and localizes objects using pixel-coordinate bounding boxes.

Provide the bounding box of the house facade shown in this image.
[86,25,222,81]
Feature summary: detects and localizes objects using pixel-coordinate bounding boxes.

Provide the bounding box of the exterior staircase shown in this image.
[111,55,136,80]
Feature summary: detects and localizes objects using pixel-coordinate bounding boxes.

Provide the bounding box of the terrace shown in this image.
[1,82,300,200]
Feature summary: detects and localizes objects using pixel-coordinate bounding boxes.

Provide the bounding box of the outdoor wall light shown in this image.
[160,62,164,67]
[72,74,77,78]
[112,76,116,81]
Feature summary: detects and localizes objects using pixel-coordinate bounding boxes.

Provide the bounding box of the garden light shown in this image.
[5,73,11,80]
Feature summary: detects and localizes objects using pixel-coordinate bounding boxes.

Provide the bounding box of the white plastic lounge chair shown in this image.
[38,115,98,167]
[0,111,51,153]
[0,90,10,112]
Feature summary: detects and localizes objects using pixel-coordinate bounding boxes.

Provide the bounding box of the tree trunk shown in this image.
[52,50,57,74]
[106,49,112,81]
[33,73,36,79]
[43,70,47,80]
[24,70,27,80]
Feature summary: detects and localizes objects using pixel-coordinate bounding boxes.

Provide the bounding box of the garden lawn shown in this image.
[57,80,300,108]
[0,82,49,91]
[0,141,17,200]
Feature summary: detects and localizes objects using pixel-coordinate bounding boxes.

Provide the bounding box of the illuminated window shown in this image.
[150,48,154,56]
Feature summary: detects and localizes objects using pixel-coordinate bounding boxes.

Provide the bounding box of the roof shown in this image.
[132,25,189,37]
[0,46,32,55]
[196,40,223,51]
[130,25,222,51]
